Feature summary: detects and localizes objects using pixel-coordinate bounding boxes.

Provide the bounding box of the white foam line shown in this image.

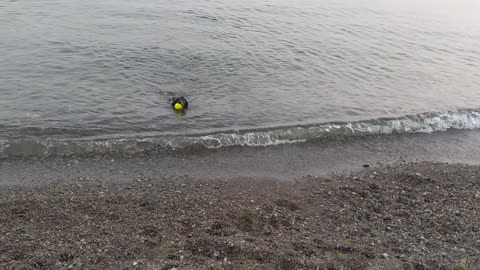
[1,109,480,157]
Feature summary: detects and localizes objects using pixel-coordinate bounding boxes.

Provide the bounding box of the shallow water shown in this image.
[2,0,480,136]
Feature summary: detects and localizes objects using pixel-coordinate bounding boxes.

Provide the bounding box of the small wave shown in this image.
[1,109,479,158]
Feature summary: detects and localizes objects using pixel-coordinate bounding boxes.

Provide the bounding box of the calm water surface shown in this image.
[1,0,480,138]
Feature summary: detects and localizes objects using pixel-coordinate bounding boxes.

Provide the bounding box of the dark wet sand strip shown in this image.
[2,129,480,186]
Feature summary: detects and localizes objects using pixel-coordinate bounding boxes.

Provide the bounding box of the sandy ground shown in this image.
[0,162,478,270]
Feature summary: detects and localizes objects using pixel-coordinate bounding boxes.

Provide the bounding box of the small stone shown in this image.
[381,253,389,258]
[213,251,220,257]
[133,261,138,266]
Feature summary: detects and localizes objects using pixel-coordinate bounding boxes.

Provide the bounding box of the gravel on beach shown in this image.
[0,162,479,270]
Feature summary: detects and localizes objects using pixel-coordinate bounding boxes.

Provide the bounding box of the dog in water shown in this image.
[172,96,189,111]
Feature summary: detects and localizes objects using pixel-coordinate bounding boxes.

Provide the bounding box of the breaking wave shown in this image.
[1,109,480,158]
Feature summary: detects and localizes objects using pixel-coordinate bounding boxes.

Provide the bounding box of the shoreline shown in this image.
[0,162,478,269]
[2,129,480,186]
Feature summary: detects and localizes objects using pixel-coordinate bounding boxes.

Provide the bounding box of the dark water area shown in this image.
[1,0,480,156]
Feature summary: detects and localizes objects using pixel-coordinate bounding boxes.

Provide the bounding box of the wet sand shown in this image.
[2,130,480,186]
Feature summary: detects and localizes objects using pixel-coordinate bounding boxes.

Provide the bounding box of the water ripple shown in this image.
[1,0,480,138]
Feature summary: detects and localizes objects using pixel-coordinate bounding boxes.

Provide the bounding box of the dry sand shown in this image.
[0,162,478,270]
